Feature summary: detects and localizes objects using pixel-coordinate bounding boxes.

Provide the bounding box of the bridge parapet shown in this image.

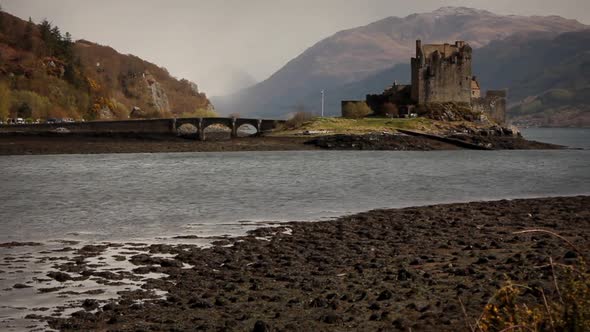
[0,117,285,141]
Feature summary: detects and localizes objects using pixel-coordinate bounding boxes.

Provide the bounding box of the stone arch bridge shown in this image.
[174,117,283,140]
[0,117,286,141]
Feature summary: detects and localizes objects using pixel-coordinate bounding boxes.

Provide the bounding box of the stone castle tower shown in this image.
[411,40,474,104]
[359,39,507,124]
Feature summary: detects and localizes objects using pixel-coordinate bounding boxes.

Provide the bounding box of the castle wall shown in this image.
[472,90,507,124]
[422,59,472,104]
[411,40,473,105]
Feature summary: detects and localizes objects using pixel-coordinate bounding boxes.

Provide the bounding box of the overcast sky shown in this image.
[2,0,589,95]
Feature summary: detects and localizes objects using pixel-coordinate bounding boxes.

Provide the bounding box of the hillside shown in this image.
[213,7,586,118]
[0,10,212,121]
[475,30,590,127]
[508,88,590,127]
[323,30,590,127]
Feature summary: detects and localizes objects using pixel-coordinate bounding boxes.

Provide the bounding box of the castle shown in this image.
[411,40,474,104]
[345,40,507,124]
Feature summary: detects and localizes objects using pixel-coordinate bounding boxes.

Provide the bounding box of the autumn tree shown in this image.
[23,17,34,51]
[0,82,11,120]
[10,90,51,119]
[61,32,74,61]
[39,19,51,43]
[0,5,4,33]
[16,102,32,119]
[342,101,372,119]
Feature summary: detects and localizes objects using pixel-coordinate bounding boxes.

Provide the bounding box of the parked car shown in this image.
[7,118,25,125]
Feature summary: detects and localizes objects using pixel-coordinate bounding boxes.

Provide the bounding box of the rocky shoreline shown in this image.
[305,131,563,151]
[16,196,586,331]
[0,131,563,155]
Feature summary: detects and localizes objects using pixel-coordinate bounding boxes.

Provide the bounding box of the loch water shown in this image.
[0,128,588,243]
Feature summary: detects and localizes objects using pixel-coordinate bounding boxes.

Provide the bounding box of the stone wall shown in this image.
[0,118,285,138]
[472,90,507,124]
[0,119,176,134]
[411,40,473,104]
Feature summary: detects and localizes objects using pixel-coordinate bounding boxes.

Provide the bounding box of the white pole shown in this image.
[321,90,325,117]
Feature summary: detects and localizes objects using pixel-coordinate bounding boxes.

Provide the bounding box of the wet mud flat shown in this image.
[0,131,564,155]
[32,196,589,331]
[0,132,317,155]
[305,133,563,151]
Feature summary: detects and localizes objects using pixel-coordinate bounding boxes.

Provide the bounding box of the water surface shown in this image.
[0,128,588,243]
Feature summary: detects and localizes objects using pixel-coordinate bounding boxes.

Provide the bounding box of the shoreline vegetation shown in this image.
[20,196,587,331]
[0,117,565,155]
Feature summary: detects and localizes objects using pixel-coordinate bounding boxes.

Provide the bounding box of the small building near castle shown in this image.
[346,40,507,124]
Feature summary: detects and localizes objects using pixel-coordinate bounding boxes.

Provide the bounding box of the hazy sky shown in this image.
[2,0,589,95]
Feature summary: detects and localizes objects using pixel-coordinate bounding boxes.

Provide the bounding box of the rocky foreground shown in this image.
[41,196,589,331]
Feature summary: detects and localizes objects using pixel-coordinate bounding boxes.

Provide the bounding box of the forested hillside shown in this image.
[0,10,213,122]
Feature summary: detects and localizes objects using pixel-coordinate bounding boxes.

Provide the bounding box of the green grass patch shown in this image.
[272,117,435,136]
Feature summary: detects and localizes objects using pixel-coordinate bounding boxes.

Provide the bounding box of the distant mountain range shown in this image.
[213,7,588,125]
[0,10,212,121]
[305,29,590,127]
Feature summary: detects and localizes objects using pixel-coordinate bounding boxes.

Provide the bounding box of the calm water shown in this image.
[0,128,588,243]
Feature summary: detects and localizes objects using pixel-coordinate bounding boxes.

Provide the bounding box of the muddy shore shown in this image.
[0,133,318,155]
[33,196,589,331]
[0,131,562,155]
[305,133,562,151]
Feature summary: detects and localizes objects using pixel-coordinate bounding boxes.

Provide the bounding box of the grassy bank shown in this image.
[272,117,436,136]
[271,116,504,137]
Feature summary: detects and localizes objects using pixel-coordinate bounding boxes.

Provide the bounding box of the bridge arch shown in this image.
[202,122,232,141]
[236,123,258,137]
[176,123,198,138]
[170,117,284,141]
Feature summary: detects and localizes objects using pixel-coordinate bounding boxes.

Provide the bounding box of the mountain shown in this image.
[508,88,590,127]
[326,30,590,127]
[214,7,587,118]
[475,30,590,127]
[0,10,212,121]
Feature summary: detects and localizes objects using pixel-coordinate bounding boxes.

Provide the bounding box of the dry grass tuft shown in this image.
[464,229,590,332]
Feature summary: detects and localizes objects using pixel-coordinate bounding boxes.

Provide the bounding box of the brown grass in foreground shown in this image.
[465,229,590,332]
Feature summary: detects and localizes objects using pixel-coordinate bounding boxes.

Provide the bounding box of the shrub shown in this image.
[380,103,399,117]
[285,111,314,129]
[10,90,51,119]
[180,108,218,118]
[0,82,11,120]
[342,101,372,119]
[110,99,130,120]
